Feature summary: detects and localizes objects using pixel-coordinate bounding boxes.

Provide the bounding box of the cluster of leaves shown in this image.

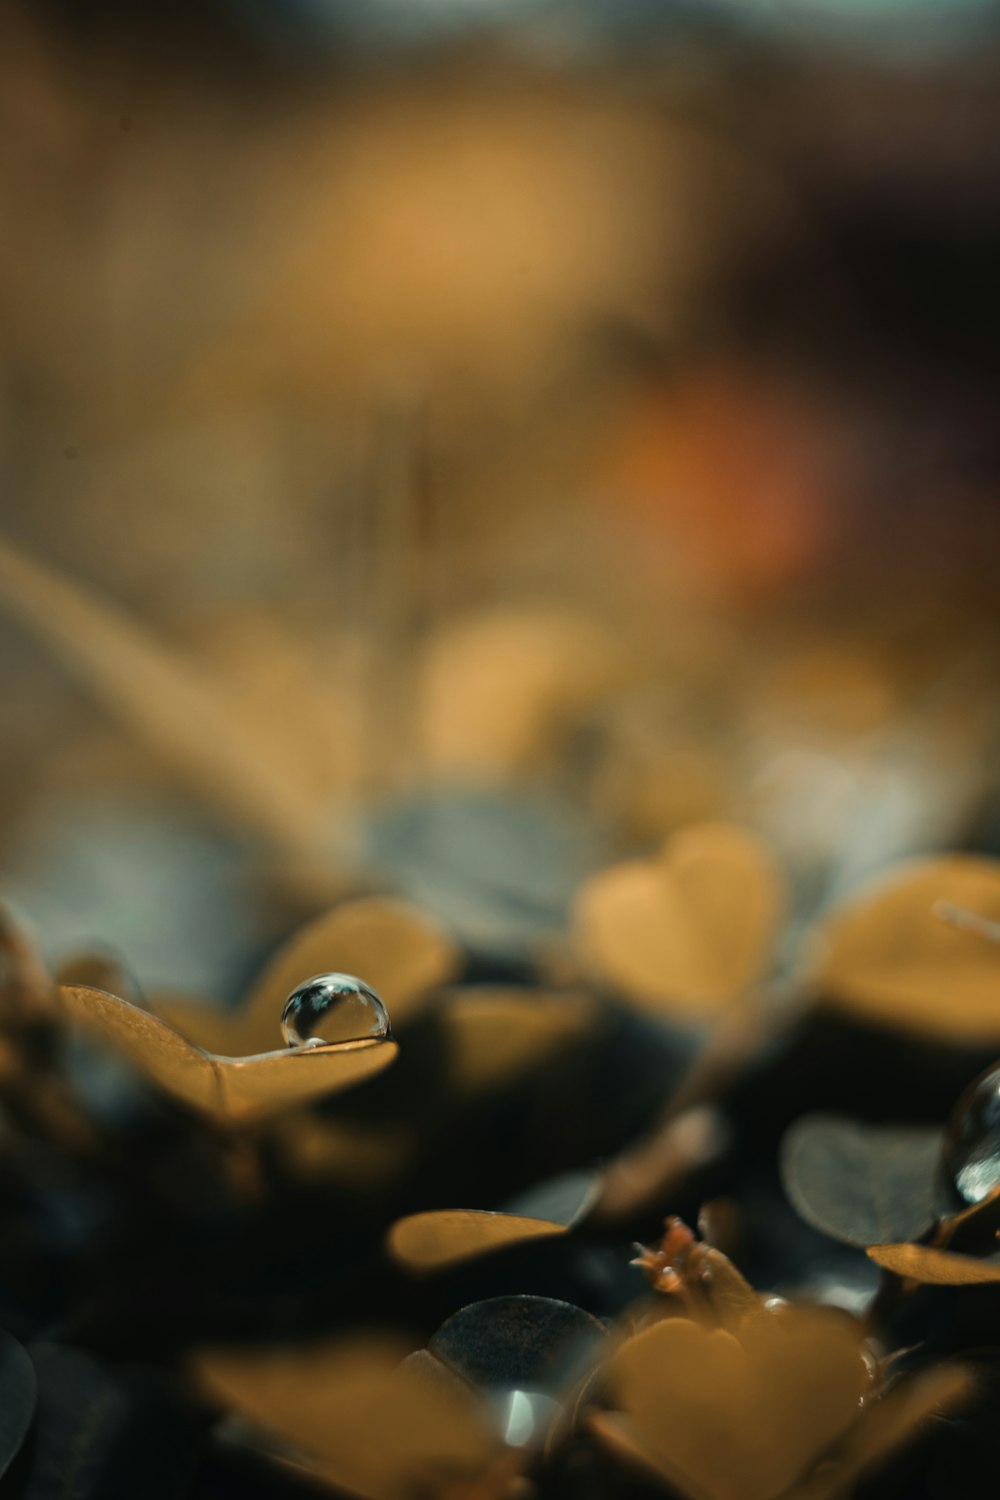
[2,826,1000,1498]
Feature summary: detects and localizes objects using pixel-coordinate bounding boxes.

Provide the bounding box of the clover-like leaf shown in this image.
[388,1210,567,1274]
[781,1113,943,1249]
[593,1305,868,1500]
[816,856,1000,1040]
[574,822,784,1018]
[156,896,457,1055]
[867,1243,1000,1285]
[192,1335,500,1500]
[57,985,397,1127]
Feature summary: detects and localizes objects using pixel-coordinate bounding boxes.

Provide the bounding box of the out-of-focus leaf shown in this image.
[867,1243,1000,1285]
[0,534,324,858]
[23,1344,201,1500]
[502,1169,602,1228]
[58,985,397,1126]
[157,896,458,1055]
[440,987,595,1095]
[364,787,605,956]
[428,1296,606,1392]
[0,902,53,1021]
[780,1113,942,1249]
[816,857,1000,1040]
[388,1211,566,1274]
[55,951,142,1003]
[0,1330,36,1480]
[793,1363,973,1500]
[270,1114,414,1187]
[591,1105,729,1224]
[193,1336,500,1500]
[595,1306,868,1500]
[574,822,784,1018]
[418,605,623,781]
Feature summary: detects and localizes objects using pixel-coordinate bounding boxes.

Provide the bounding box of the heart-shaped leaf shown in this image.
[388,1210,566,1274]
[156,897,457,1055]
[0,1330,36,1480]
[595,1306,867,1500]
[867,1243,1000,1285]
[193,1335,499,1499]
[574,822,784,1018]
[58,985,397,1127]
[781,1114,943,1248]
[815,856,1000,1040]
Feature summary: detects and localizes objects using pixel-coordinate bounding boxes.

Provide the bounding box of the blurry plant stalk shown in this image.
[339,382,442,802]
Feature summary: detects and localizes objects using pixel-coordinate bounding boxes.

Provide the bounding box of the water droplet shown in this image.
[942,1065,1000,1205]
[280,973,390,1049]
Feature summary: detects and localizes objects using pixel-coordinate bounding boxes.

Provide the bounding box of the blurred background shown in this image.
[1,0,999,997]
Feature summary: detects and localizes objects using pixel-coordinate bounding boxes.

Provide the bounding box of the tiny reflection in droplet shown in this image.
[942,1065,1000,1206]
[280,973,391,1049]
[490,1389,560,1449]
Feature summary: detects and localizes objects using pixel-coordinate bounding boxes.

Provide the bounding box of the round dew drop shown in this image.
[942,1064,1000,1206]
[280,973,391,1048]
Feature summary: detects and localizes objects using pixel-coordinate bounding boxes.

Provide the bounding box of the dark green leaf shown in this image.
[428,1295,606,1393]
[781,1113,943,1248]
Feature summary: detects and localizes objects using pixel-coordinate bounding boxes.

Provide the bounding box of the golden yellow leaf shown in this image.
[157,896,458,1055]
[440,988,596,1095]
[193,1336,499,1500]
[867,1242,1000,1285]
[816,856,1000,1040]
[58,985,397,1127]
[597,1307,868,1500]
[574,823,784,1017]
[387,1210,566,1273]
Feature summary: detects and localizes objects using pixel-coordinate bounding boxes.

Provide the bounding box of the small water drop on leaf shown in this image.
[280,973,391,1048]
[943,1063,1000,1206]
